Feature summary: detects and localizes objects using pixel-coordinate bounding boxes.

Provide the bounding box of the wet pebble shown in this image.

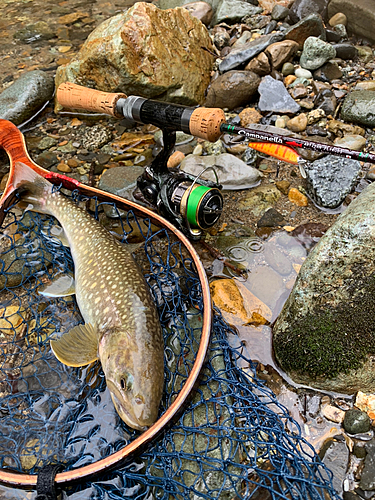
[360,439,375,490]
[257,208,286,228]
[286,113,308,132]
[13,21,55,43]
[271,4,290,21]
[294,67,313,79]
[284,13,326,47]
[329,12,347,27]
[263,243,292,275]
[343,409,372,435]
[288,187,308,206]
[313,61,343,82]
[333,134,367,151]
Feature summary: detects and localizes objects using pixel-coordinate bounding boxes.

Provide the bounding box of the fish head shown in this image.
[99,328,163,431]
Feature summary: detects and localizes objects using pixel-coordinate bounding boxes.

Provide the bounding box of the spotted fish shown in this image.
[10,161,164,431]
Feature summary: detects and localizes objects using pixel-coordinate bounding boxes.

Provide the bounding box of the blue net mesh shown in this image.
[0,190,339,499]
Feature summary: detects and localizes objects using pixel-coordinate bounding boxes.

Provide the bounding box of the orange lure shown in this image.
[248,142,301,165]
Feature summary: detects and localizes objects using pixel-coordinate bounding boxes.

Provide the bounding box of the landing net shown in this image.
[0,191,339,499]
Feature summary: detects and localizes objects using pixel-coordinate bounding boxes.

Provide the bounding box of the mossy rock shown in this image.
[273,181,375,394]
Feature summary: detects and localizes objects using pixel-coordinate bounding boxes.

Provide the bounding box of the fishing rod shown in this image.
[57,83,375,238]
[220,123,375,164]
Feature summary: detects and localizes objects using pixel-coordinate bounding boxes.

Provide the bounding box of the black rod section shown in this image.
[221,123,375,164]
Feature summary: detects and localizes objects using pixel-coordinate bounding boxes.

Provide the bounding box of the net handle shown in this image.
[0,119,212,487]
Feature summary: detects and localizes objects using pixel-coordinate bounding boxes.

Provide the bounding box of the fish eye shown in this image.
[120,374,133,391]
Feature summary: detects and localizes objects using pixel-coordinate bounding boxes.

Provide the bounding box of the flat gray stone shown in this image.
[180,153,260,190]
[258,75,300,113]
[219,32,284,73]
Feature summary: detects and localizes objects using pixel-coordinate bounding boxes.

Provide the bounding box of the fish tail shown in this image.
[2,161,53,214]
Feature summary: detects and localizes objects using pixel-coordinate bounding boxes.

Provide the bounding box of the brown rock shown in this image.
[275,180,290,195]
[58,12,89,25]
[57,162,72,173]
[67,158,79,168]
[288,187,308,206]
[55,3,214,108]
[238,107,263,127]
[286,113,308,132]
[244,52,271,76]
[258,0,293,11]
[329,12,347,26]
[284,75,297,86]
[265,40,299,70]
[204,70,260,110]
[183,1,213,25]
[210,278,272,327]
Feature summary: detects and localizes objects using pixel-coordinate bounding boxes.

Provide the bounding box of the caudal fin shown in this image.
[1,161,53,214]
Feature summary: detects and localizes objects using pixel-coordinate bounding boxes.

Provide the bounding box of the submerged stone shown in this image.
[273,180,375,393]
[0,70,54,126]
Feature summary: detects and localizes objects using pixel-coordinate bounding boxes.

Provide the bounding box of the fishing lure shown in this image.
[247,141,307,178]
[247,142,300,164]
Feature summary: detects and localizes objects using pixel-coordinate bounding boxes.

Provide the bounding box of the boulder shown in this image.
[273,181,375,394]
[55,2,214,108]
[328,0,375,43]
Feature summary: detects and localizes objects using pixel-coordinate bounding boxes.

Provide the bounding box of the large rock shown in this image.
[341,90,375,127]
[0,70,54,126]
[289,0,330,23]
[273,181,375,394]
[328,0,375,43]
[55,2,214,107]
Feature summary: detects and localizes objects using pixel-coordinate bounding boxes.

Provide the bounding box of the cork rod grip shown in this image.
[189,108,226,142]
[57,82,127,117]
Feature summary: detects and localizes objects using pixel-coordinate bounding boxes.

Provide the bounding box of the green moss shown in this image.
[274,272,375,379]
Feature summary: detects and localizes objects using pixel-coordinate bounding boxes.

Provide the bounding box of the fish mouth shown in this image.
[109,392,149,432]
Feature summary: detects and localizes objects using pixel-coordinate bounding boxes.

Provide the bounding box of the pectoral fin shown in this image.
[38,274,75,297]
[50,323,99,367]
[42,224,70,247]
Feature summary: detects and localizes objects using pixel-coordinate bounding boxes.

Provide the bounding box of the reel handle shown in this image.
[56,82,127,117]
[56,83,225,142]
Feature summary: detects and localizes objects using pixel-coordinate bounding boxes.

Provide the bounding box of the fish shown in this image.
[6,161,165,431]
